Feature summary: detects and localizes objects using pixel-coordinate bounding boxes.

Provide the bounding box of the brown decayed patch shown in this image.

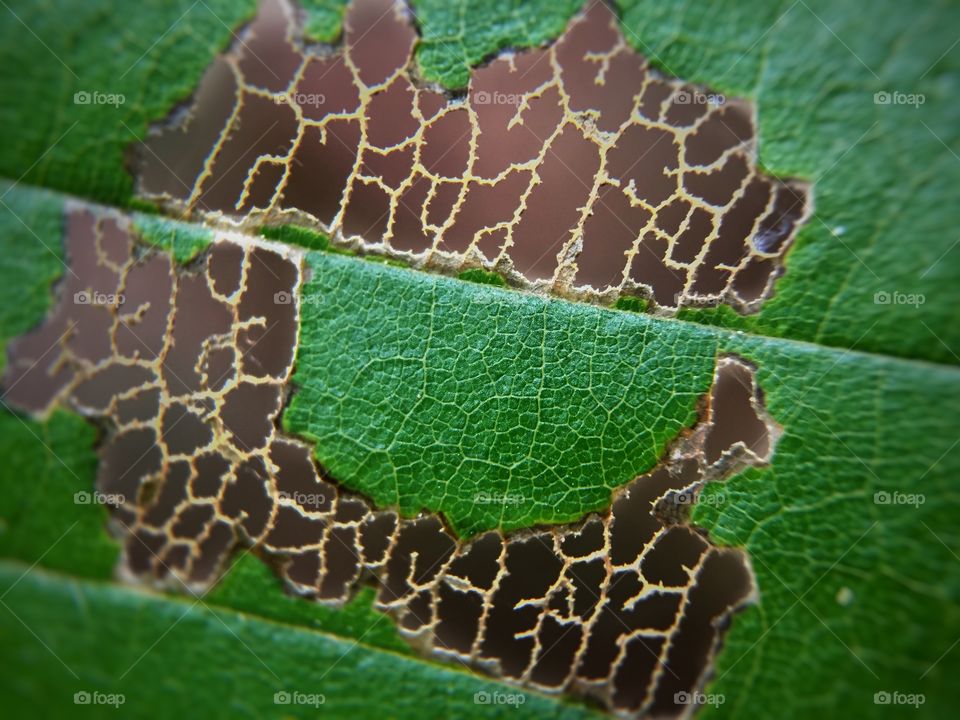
[2,204,780,717]
[134,0,810,314]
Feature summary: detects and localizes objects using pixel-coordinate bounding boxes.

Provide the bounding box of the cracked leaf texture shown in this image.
[0,0,959,718]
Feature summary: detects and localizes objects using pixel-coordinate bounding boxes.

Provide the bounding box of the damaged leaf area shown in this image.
[3,203,781,717]
[135,0,810,313]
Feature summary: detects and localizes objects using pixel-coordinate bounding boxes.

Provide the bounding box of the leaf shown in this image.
[286,249,718,536]
[0,0,958,718]
[0,562,599,719]
[412,0,583,88]
[1,0,958,362]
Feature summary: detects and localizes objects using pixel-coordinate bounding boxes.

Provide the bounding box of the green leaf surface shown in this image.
[618,0,960,365]
[0,562,600,719]
[0,184,66,375]
[0,0,255,205]
[259,224,330,251]
[0,0,959,718]
[286,250,718,536]
[133,213,211,263]
[0,409,118,581]
[695,336,960,719]
[299,0,347,42]
[412,0,583,88]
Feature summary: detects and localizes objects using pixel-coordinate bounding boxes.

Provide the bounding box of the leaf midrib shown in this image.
[3,176,957,374]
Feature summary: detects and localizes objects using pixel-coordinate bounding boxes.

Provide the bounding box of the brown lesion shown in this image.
[133,0,810,315]
[2,202,780,717]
